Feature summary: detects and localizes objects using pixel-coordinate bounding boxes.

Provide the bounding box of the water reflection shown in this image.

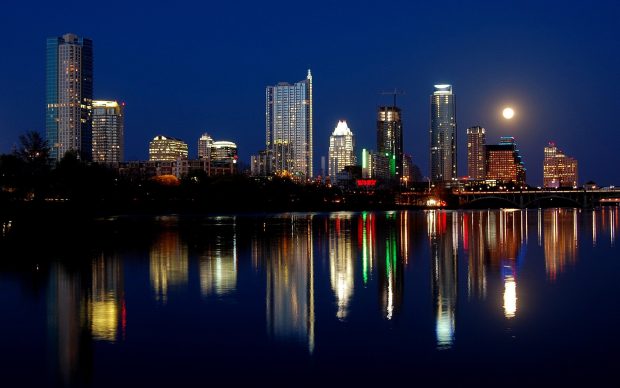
[48,264,92,386]
[48,252,125,385]
[357,212,376,286]
[199,220,237,297]
[255,215,315,354]
[543,209,578,282]
[150,229,188,303]
[88,254,125,342]
[429,210,457,349]
[1,220,12,237]
[329,214,354,320]
[7,208,617,385]
[379,213,405,320]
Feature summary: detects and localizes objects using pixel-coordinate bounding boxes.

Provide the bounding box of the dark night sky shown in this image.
[1,0,618,185]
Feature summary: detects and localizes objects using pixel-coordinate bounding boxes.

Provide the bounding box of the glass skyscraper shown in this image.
[430,84,456,184]
[46,33,94,161]
[92,100,124,163]
[377,106,403,181]
[265,70,313,179]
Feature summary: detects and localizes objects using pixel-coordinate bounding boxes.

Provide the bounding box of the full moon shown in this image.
[502,107,515,119]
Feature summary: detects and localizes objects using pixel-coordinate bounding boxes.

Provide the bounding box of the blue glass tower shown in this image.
[46,33,93,161]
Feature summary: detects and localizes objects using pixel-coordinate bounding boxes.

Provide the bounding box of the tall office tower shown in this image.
[46,33,94,161]
[430,84,457,184]
[328,121,356,185]
[466,126,486,180]
[486,136,526,185]
[266,70,313,179]
[149,135,188,161]
[198,133,214,159]
[92,100,124,163]
[377,106,403,180]
[543,142,578,188]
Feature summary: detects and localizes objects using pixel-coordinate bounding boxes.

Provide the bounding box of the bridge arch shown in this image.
[524,195,582,208]
[462,196,520,208]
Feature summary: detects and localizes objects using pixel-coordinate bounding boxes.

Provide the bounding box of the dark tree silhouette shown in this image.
[15,131,49,164]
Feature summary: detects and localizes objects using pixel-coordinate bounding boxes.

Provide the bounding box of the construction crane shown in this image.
[379,88,405,108]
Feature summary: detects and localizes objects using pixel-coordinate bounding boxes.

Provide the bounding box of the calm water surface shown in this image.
[0,209,618,386]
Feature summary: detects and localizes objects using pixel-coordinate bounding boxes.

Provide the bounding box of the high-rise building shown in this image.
[149,135,188,161]
[430,84,457,184]
[377,106,403,180]
[198,133,214,159]
[361,148,390,181]
[543,142,578,188]
[486,136,526,185]
[328,121,356,185]
[92,100,124,163]
[265,70,313,179]
[46,33,94,161]
[467,126,486,180]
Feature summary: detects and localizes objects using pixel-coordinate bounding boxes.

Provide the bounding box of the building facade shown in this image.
[543,142,578,188]
[361,148,390,182]
[486,137,526,185]
[467,126,486,180]
[377,106,403,181]
[46,33,94,161]
[198,133,214,159]
[92,100,124,163]
[149,135,188,161]
[328,121,356,185]
[430,84,457,184]
[265,70,313,179]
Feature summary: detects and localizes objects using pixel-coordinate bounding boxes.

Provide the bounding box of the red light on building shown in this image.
[357,179,377,187]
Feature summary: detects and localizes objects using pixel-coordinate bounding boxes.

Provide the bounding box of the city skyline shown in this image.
[0,2,618,185]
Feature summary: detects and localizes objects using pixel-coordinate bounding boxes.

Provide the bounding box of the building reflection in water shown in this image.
[1,220,12,237]
[463,212,487,300]
[48,253,125,385]
[462,210,525,319]
[255,215,315,354]
[199,218,237,297]
[150,229,188,303]
[543,209,578,282]
[379,212,404,320]
[610,207,617,246]
[48,264,91,386]
[357,212,376,286]
[428,210,457,349]
[88,254,125,342]
[328,214,354,320]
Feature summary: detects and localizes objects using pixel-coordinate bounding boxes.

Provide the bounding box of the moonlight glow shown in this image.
[502,107,515,119]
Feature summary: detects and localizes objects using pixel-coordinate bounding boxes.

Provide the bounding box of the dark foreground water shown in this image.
[0,208,618,387]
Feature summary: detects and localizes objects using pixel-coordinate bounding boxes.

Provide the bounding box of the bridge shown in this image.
[453,188,620,208]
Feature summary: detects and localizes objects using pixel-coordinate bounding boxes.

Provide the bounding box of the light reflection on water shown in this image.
[3,208,620,385]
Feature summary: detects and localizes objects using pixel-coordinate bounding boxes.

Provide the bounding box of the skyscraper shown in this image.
[265,70,313,179]
[486,136,526,185]
[543,142,578,188]
[46,33,93,161]
[430,84,457,184]
[466,126,486,180]
[198,133,214,159]
[328,121,356,184]
[92,100,124,163]
[377,106,403,180]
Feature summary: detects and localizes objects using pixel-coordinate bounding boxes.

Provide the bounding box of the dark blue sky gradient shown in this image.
[1,0,618,185]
